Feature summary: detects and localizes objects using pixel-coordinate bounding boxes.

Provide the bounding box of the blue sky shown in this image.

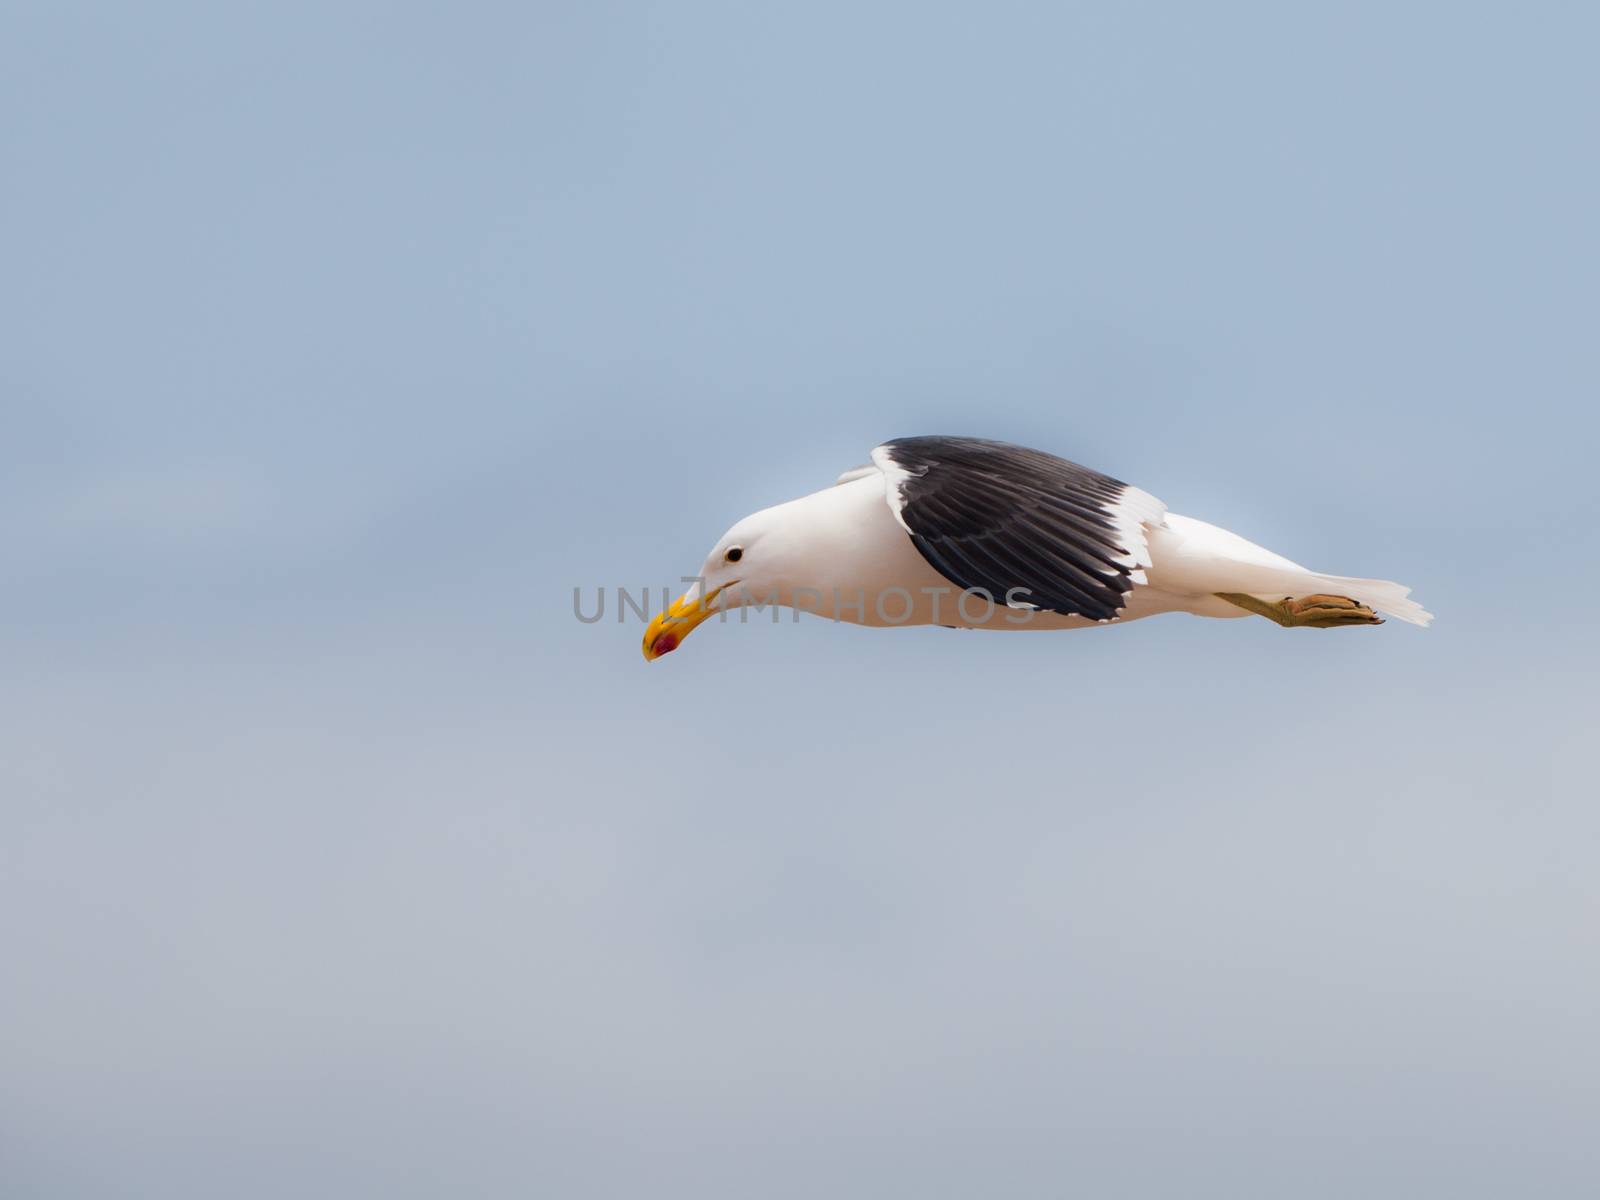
[4,3,1598,1196]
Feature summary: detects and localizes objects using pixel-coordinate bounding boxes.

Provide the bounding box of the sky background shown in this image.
[4,2,1598,1196]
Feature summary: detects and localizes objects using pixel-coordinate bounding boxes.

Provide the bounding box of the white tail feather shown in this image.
[1152,513,1434,627]
[1302,573,1432,627]
[1207,561,1433,627]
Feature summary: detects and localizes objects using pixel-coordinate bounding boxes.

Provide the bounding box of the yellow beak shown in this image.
[642,585,725,661]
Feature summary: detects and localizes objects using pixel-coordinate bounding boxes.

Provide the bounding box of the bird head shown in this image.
[643,508,784,661]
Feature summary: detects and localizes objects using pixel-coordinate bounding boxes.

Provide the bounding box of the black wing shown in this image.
[871,436,1166,622]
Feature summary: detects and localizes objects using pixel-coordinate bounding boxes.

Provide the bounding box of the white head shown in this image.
[642,497,815,660]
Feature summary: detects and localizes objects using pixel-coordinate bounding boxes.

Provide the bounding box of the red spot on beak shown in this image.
[653,632,679,656]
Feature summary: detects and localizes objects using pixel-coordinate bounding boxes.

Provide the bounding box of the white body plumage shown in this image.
[698,473,1429,630]
[643,437,1429,660]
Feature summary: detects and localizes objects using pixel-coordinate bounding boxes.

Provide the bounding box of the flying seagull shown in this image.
[643,435,1430,660]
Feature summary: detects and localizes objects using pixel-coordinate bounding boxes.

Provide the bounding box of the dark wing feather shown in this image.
[870,436,1167,622]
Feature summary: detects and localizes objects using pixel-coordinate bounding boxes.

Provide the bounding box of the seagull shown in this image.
[643,435,1431,660]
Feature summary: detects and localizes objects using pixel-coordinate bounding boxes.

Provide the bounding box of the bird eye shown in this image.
[725,546,743,563]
